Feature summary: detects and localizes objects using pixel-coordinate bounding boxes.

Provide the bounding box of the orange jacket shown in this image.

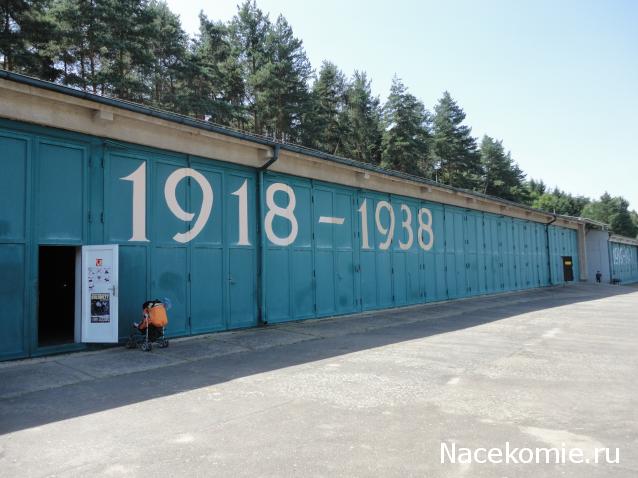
[139,303,168,330]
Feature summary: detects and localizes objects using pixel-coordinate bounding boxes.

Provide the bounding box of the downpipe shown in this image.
[257,144,280,325]
[545,213,557,285]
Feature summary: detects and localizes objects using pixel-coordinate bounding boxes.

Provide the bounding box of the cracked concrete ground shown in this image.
[0,283,636,477]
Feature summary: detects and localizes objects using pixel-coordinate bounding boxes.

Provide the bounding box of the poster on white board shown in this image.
[81,245,119,343]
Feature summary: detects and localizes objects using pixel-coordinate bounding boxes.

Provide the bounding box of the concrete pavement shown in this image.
[0,283,637,477]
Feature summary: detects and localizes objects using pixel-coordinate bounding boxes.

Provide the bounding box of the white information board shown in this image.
[81,245,119,343]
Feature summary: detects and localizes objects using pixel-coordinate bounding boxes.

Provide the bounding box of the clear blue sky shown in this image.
[165,0,638,210]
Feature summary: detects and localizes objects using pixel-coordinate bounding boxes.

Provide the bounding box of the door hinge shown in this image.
[100,212,104,223]
[188,273,191,282]
[88,211,92,223]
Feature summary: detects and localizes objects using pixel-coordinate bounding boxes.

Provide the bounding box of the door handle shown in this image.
[109,284,117,297]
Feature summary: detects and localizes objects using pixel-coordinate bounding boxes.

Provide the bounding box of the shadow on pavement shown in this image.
[0,283,634,434]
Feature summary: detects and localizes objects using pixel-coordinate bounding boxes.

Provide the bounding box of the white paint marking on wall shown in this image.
[542,328,561,339]
[447,377,460,385]
[318,216,345,225]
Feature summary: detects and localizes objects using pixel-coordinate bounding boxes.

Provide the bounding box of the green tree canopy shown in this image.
[430,91,481,189]
[340,71,382,164]
[581,193,638,237]
[380,77,431,176]
[479,135,528,202]
[305,61,348,155]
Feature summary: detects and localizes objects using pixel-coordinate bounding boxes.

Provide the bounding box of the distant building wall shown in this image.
[585,229,610,282]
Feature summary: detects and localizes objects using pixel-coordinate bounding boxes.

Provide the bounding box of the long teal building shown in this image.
[0,71,590,360]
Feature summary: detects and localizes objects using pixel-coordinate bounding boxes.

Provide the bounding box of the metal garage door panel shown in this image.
[478,214,487,294]
[405,251,420,304]
[334,190,356,314]
[190,247,224,333]
[484,214,501,294]
[226,173,257,329]
[189,166,224,333]
[497,218,509,290]
[315,249,335,316]
[424,203,445,302]
[117,245,147,340]
[335,250,356,313]
[455,211,467,298]
[444,207,457,299]
[228,248,256,328]
[151,160,189,336]
[502,218,515,290]
[393,252,407,306]
[105,152,147,243]
[265,248,290,323]
[151,246,188,336]
[360,249,377,310]
[314,187,336,316]
[376,251,393,307]
[394,198,420,305]
[263,175,313,323]
[190,167,223,245]
[464,212,480,296]
[153,160,189,244]
[0,245,26,359]
[293,249,314,318]
[0,133,28,359]
[291,182,314,319]
[372,196,394,308]
[37,141,86,242]
[0,134,27,242]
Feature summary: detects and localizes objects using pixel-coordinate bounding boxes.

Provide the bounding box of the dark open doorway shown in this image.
[38,246,77,347]
[562,256,574,282]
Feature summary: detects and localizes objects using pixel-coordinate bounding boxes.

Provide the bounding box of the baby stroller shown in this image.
[126,299,170,352]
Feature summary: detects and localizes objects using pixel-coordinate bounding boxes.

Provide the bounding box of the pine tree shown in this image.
[306,61,348,154]
[430,91,481,189]
[380,77,431,176]
[1,0,57,79]
[480,135,527,202]
[229,0,272,134]
[180,13,244,125]
[49,0,108,92]
[340,71,382,164]
[145,1,188,109]
[256,14,311,141]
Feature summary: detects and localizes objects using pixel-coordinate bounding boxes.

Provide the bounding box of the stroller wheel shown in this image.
[141,341,152,352]
[159,339,169,348]
[125,338,136,349]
